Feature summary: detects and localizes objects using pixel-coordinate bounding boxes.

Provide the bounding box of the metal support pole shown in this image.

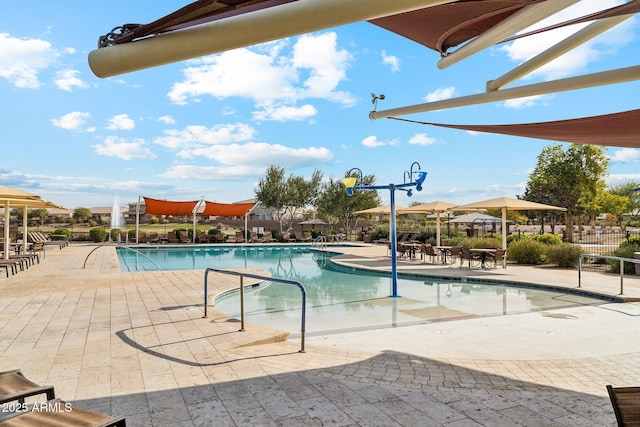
[389,185,399,297]
[239,274,245,331]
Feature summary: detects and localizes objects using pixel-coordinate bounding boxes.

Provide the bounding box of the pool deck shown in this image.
[1,242,639,426]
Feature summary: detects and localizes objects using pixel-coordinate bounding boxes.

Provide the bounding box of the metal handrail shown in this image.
[311,235,327,249]
[84,245,161,270]
[578,253,640,295]
[203,268,307,352]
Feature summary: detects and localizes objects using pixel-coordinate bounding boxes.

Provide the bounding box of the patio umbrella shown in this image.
[452,197,565,256]
[354,205,405,215]
[397,201,456,246]
[0,186,62,259]
[298,218,328,234]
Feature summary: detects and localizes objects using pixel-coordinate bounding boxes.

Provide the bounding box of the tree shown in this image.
[315,171,380,239]
[254,165,323,231]
[73,207,93,224]
[610,181,640,226]
[523,144,609,241]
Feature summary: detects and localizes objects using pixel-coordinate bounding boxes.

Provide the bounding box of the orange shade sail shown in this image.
[143,197,200,216]
[201,201,255,217]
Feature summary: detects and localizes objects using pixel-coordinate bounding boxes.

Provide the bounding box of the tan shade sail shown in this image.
[0,184,42,201]
[394,109,640,148]
[354,205,405,215]
[143,197,200,216]
[397,201,456,214]
[201,201,255,216]
[452,197,565,211]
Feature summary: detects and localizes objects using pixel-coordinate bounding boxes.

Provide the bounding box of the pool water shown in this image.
[117,245,607,335]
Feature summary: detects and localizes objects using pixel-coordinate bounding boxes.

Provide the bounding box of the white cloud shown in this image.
[154,123,256,151]
[161,164,261,180]
[107,114,135,131]
[54,69,88,91]
[189,142,333,168]
[408,133,437,146]
[361,135,399,148]
[50,112,90,130]
[498,0,632,80]
[0,32,57,88]
[425,86,455,102]
[253,103,317,121]
[158,115,175,125]
[381,50,400,72]
[609,148,640,163]
[167,32,354,118]
[503,95,546,109]
[94,136,156,160]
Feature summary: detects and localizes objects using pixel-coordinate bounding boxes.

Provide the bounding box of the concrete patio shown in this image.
[1,243,639,426]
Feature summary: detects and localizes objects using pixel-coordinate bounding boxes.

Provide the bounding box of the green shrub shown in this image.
[271,229,283,242]
[89,227,108,243]
[506,239,547,265]
[533,233,562,245]
[609,238,640,274]
[110,228,121,242]
[52,227,71,240]
[507,233,531,245]
[545,243,583,268]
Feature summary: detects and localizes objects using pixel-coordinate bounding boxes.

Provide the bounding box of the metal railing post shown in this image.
[577,253,639,296]
[204,268,307,352]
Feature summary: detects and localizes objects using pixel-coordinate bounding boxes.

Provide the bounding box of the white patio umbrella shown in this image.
[452,197,566,265]
[0,185,62,259]
[397,201,456,245]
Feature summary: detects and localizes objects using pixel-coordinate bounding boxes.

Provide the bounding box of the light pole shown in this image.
[344,162,427,297]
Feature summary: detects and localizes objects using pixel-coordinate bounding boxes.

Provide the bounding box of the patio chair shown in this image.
[0,259,22,276]
[420,244,439,264]
[28,242,45,260]
[167,231,178,243]
[607,384,640,426]
[459,247,480,268]
[197,232,209,243]
[0,398,126,426]
[486,249,507,269]
[449,247,462,265]
[0,369,55,405]
[235,231,247,243]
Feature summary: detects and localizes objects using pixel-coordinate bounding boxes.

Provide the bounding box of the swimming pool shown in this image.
[117,245,608,335]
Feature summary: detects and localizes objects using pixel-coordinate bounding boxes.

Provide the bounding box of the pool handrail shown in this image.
[311,235,327,249]
[578,253,640,295]
[203,268,307,353]
[85,245,161,270]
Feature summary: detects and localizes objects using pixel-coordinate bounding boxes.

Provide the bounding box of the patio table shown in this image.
[469,248,497,269]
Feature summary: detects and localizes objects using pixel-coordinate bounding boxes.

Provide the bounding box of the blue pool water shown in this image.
[117,245,608,335]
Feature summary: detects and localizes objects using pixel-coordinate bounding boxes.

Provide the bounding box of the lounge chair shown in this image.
[262,231,276,242]
[299,232,313,242]
[166,231,178,244]
[0,259,22,276]
[177,231,190,243]
[0,369,55,405]
[283,232,296,242]
[0,398,126,426]
[235,231,246,243]
[197,232,209,243]
[607,384,640,426]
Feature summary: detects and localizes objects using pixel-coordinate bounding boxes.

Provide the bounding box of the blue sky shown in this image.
[1,1,639,209]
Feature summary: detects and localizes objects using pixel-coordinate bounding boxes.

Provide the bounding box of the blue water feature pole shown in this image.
[344,162,427,298]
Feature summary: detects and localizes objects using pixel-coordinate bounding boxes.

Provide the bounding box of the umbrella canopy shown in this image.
[0,186,62,259]
[354,205,406,215]
[452,197,566,212]
[452,197,565,256]
[298,218,328,225]
[448,212,508,223]
[397,201,457,245]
